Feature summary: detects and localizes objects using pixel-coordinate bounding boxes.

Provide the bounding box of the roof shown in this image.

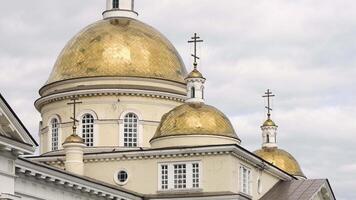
[254,148,306,178]
[46,17,187,85]
[17,157,143,199]
[151,102,240,141]
[0,93,38,147]
[260,179,336,200]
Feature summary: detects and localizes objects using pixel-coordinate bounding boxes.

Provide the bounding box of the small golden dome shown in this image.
[186,68,205,79]
[152,103,240,141]
[63,134,84,144]
[254,148,306,178]
[262,118,277,127]
[46,18,187,84]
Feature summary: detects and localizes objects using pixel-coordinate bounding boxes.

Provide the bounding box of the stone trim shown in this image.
[35,89,186,111]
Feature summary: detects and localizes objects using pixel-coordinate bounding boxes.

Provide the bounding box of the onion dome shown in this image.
[254,148,306,178]
[262,118,277,127]
[186,68,205,79]
[63,134,84,144]
[150,102,241,147]
[255,89,306,179]
[150,33,240,148]
[46,17,187,85]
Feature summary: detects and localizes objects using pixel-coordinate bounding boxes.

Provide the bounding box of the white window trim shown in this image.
[113,168,130,186]
[239,164,252,196]
[48,115,61,151]
[158,161,202,192]
[77,110,99,147]
[119,110,143,147]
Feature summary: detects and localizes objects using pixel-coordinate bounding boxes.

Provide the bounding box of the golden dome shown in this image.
[46,18,187,84]
[152,102,240,141]
[186,68,204,79]
[262,119,277,127]
[254,148,306,178]
[63,134,84,144]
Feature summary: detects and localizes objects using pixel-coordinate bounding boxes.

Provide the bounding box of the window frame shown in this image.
[191,87,196,98]
[123,113,139,147]
[119,110,143,148]
[112,0,119,9]
[158,161,202,192]
[80,113,95,147]
[49,116,61,151]
[239,164,252,195]
[114,168,129,186]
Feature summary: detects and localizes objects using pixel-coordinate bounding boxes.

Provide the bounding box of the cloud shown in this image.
[0,0,355,199]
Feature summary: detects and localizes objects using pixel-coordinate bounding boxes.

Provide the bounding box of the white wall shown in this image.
[0,151,16,197]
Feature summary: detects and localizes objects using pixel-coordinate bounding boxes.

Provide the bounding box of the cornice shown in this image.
[29,145,294,181]
[35,88,186,111]
[39,76,186,96]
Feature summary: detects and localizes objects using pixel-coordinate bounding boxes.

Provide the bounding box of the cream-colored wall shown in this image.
[83,153,280,197]
[251,166,280,199]
[39,95,182,154]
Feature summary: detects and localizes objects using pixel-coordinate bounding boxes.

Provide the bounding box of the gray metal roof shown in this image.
[260,179,335,200]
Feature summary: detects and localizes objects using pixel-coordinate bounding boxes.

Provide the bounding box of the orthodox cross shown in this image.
[67,98,82,135]
[188,33,204,68]
[262,89,275,119]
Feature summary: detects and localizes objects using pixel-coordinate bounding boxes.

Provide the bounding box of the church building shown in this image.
[0,1,335,199]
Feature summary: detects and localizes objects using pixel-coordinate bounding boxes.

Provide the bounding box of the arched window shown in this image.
[113,0,119,8]
[266,134,270,143]
[123,113,138,147]
[82,114,94,147]
[51,118,59,151]
[191,87,196,98]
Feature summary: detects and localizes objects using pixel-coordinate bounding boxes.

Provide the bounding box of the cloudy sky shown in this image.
[0,0,355,199]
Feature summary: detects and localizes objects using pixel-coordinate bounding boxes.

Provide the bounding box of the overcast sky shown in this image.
[0,1,355,199]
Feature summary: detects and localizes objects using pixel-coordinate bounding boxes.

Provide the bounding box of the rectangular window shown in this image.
[159,162,201,191]
[161,165,168,190]
[192,163,200,188]
[174,164,187,189]
[240,165,251,195]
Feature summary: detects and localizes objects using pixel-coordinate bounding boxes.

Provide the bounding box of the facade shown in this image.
[0,1,336,200]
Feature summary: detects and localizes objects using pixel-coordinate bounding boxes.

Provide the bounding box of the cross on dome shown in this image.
[188,33,204,68]
[67,98,82,135]
[185,33,206,103]
[262,89,275,119]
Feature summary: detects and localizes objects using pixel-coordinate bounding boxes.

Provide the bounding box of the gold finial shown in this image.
[262,89,275,119]
[67,97,83,135]
[188,33,204,69]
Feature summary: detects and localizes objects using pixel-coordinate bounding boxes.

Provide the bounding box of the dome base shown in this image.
[150,135,240,148]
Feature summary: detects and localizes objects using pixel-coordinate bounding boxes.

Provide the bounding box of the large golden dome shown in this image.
[46,17,187,84]
[151,102,240,141]
[254,148,306,178]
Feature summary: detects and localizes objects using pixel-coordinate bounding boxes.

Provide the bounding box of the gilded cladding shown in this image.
[63,134,84,144]
[153,103,239,140]
[262,119,277,127]
[186,68,204,79]
[46,18,187,84]
[254,148,306,178]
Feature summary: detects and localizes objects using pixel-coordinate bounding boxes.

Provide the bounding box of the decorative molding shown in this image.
[35,89,186,111]
[30,145,294,181]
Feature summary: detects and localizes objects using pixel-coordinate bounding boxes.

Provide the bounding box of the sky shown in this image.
[0,0,355,199]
